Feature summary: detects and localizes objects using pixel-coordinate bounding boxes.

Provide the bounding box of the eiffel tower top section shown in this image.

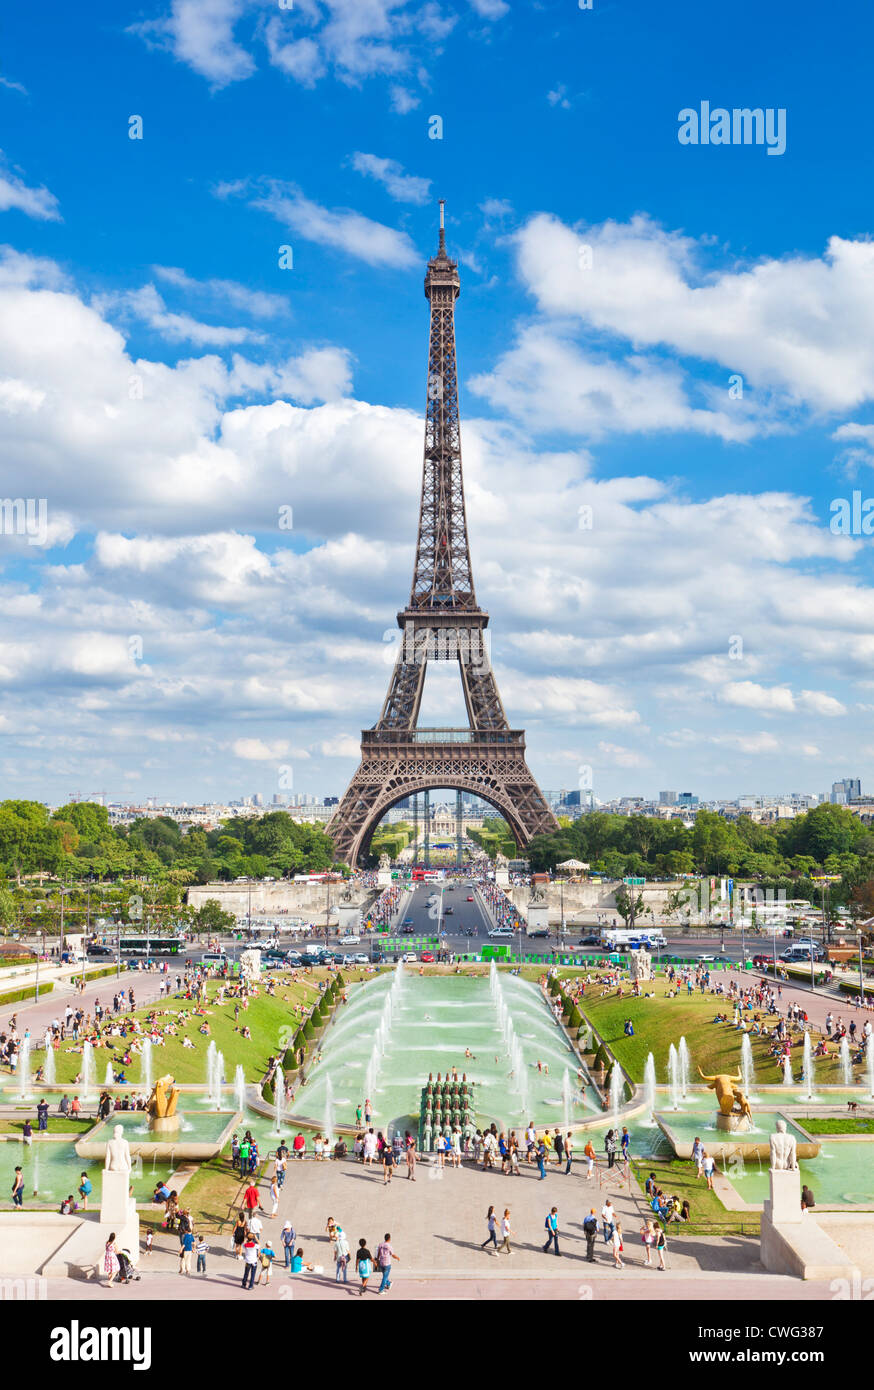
[409,200,477,614]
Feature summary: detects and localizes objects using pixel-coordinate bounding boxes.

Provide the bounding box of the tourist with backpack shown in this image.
[543,1206,560,1256]
[356,1238,374,1294]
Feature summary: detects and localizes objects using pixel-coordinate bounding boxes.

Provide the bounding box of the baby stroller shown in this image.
[116,1249,141,1284]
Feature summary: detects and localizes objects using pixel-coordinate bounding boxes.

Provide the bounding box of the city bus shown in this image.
[118,936,182,956]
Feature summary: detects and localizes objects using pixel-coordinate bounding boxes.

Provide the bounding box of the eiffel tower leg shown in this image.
[424,790,431,867]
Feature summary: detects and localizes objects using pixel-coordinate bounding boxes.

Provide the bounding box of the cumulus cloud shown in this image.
[248,183,419,269]
[513,213,874,416]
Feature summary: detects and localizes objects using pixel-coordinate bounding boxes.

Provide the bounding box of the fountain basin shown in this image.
[75,1108,241,1162]
[715,1111,754,1134]
[655,1110,820,1161]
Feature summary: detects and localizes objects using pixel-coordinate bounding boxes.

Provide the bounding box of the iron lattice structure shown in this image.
[327,204,558,865]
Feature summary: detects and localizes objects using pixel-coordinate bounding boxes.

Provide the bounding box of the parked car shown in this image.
[261,952,288,968]
[86,944,113,957]
[401,952,417,963]
[577,935,601,946]
[421,951,435,962]
[339,935,361,946]
[353,953,369,964]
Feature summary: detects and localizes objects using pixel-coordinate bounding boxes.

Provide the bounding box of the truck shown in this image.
[602,928,666,950]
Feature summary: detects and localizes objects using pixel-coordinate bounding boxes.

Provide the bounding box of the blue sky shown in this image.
[1,0,873,808]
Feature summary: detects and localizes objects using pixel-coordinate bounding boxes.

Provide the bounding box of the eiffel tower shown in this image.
[327,203,558,866]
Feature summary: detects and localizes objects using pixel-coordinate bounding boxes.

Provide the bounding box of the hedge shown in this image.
[592,1042,609,1072]
[302,1018,315,1040]
[0,981,54,1008]
[547,975,560,996]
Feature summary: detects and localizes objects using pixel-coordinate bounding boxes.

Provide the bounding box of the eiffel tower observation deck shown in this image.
[327,203,558,866]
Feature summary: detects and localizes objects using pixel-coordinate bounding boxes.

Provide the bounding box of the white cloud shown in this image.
[105,283,264,346]
[515,214,874,414]
[0,152,60,222]
[249,184,419,269]
[129,0,255,88]
[320,734,361,757]
[718,682,795,713]
[350,152,430,204]
[389,85,420,113]
[547,86,571,110]
[469,0,509,17]
[152,266,288,319]
[232,737,291,760]
[798,690,846,717]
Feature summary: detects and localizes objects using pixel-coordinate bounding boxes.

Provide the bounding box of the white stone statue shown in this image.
[240,948,262,983]
[769,1118,799,1171]
[378,853,391,870]
[495,851,509,868]
[104,1123,132,1173]
[530,885,548,904]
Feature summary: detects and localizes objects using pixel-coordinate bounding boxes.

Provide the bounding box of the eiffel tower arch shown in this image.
[327,202,558,866]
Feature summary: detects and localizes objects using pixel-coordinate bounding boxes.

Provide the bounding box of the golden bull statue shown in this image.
[147,1075,180,1119]
[697,1067,752,1121]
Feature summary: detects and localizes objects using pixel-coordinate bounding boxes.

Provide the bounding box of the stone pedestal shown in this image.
[149,1115,181,1135]
[100,1168,140,1263]
[337,904,361,933]
[526,904,549,930]
[376,869,392,889]
[765,1166,803,1225]
[715,1110,753,1134]
[495,867,510,888]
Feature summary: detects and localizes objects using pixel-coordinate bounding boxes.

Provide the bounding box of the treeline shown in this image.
[526,805,874,910]
[467,817,516,860]
[0,800,337,886]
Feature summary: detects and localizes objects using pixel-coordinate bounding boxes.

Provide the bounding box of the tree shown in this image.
[192,899,236,935]
[0,887,15,931]
[614,885,644,928]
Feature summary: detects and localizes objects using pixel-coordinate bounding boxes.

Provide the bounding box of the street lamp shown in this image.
[858,930,865,1005]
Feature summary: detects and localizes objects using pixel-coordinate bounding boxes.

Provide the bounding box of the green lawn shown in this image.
[43,969,363,1086]
[0,1116,94,1135]
[800,1116,874,1135]
[569,976,849,1086]
[630,1157,761,1236]
[156,1152,263,1237]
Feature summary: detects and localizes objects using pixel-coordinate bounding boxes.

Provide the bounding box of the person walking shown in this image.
[543,1206,560,1256]
[11,1166,23,1209]
[656,1224,668,1270]
[256,1239,275,1285]
[334,1225,350,1283]
[269,1175,280,1217]
[564,1132,573,1175]
[481,1205,499,1255]
[103,1233,119,1288]
[703,1151,715,1190]
[583,1208,598,1262]
[641,1219,655,1267]
[536,1137,547,1180]
[584,1138,596,1179]
[240,1234,258,1289]
[611,1221,624,1269]
[499,1208,513,1255]
[601,1198,616,1244]
[232,1213,247,1259]
[382,1143,394,1186]
[604,1129,616,1169]
[179,1226,194,1275]
[553,1129,564,1169]
[355,1238,374,1295]
[376,1232,397,1293]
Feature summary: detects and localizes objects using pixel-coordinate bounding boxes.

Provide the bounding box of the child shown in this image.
[257,1240,275,1285]
[144,1230,153,1255]
[196,1234,208,1274]
[291,1246,314,1274]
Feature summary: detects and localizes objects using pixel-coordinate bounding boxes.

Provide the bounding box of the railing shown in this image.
[363,727,525,746]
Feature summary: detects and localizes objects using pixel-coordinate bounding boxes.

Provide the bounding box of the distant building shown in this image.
[831,778,861,805]
[659,790,678,805]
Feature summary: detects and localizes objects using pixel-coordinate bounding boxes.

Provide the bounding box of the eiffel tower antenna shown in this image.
[327,203,558,865]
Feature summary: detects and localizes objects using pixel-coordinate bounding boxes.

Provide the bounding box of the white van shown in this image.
[201,951,228,967]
